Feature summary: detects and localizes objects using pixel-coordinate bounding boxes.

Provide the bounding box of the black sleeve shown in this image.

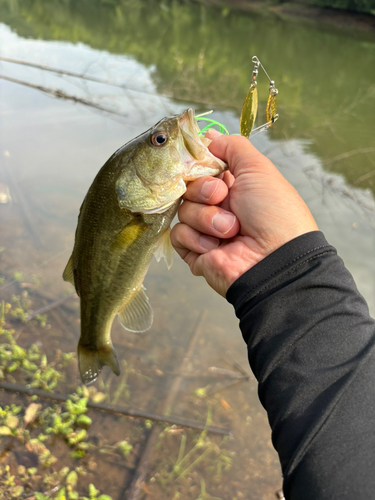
[226,231,375,500]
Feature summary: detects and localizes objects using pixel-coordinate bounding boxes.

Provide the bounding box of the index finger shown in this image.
[184,176,229,205]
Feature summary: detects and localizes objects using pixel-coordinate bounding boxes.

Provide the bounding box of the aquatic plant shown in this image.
[0,296,236,499]
[0,299,72,391]
[0,301,121,498]
[155,407,233,498]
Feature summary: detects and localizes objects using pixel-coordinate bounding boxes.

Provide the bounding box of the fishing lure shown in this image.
[240,58,259,138]
[195,111,229,136]
[240,56,279,138]
[194,55,278,138]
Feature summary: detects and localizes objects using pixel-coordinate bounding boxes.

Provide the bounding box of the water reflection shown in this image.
[0,1,375,499]
[1,0,375,191]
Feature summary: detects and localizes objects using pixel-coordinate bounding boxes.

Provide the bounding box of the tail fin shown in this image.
[78,343,120,385]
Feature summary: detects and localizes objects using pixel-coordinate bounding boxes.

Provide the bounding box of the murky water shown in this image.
[0,1,375,499]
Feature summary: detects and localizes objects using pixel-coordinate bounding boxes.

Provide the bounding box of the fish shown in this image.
[63,108,227,385]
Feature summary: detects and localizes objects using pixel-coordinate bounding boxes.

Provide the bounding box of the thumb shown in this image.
[205,130,270,178]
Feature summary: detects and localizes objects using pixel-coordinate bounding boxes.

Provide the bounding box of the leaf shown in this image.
[0,426,12,436]
[26,439,47,455]
[66,471,78,487]
[55,487,66,499]
[117,441,133,457]
[75,429,87,442]
[24,403,41,427]
[35,493,49,500]
[89,484,99,498]
[76,398,88,413]
[220,399,231,411]
[8,362,19,372]
[10,485,24,497]
[76,415,92,427]
[5,415,19,430]
[91,392,106,403]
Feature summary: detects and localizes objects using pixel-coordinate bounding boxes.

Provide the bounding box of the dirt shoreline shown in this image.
[200,0,375,35]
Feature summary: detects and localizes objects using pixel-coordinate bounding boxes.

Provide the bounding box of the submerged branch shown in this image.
[26,294,78,321]
[0,56,226,107]
[0,56,168,100]
[0,380,230,436]
[0,75,128,118]
[323,147,375,166]
[355,169,375,184]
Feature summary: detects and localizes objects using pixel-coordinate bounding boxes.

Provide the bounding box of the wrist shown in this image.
[226,230,325,303]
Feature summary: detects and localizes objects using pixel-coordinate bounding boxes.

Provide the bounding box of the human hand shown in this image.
[170,130,319,297]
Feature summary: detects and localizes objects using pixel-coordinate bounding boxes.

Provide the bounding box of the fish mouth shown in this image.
[178,108,201,138]
[177,108,227,180]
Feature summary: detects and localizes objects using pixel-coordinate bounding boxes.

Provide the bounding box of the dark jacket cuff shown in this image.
[226,231,334,315]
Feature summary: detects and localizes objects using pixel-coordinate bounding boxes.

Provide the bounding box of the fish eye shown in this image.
[151,132,168,147]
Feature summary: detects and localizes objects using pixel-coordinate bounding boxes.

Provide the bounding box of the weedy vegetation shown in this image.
[0,299,132,499]
[0,292,235,499]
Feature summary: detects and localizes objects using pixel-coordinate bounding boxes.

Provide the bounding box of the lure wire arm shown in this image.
[247,55,279,137]
[252,56,272,84]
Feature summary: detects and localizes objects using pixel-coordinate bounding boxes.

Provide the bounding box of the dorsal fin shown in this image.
[118,286,153,333]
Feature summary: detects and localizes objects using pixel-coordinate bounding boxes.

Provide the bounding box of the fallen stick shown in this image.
[159,367,249,380]
[0,380,230,436]
[26,294,77,321]
[0,75,128,118]
[0,56,219,107]
[0,56,167,100]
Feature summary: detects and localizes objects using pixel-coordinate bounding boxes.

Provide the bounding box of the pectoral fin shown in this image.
[63,255,75,286]
[118,286,153,333]
[153,228,174,270]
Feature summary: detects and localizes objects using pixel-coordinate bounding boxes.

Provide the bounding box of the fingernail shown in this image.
[206,129,223,138]
[212,213,236,235]
[199,235,219,250]
[201,179,218,200]
[212,213,236,234]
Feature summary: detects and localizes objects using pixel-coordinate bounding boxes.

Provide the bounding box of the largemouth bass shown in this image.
[63,108,227,384]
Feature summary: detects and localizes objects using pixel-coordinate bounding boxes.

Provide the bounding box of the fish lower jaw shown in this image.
[183,163,227,181]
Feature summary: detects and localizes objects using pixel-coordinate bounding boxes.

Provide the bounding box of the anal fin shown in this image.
[118,286,153,333]
[78,342,120,385]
